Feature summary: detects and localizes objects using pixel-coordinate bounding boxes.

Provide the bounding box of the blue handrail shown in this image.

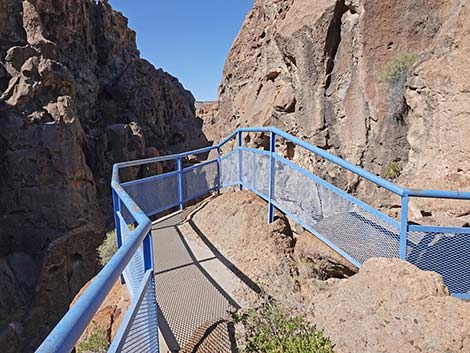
[36,126,470,353]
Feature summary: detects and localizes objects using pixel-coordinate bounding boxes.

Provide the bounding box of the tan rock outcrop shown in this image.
[183,190,355,310]
[183,190,299,307]
[311,258,470,353]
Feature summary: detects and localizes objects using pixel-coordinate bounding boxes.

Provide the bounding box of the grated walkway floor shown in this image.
[152,212,243,353]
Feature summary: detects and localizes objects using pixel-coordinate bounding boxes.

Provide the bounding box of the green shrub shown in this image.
[383,162,401,180]
[235,302,334,353]
[77,324,109,353]
[97,225,134,266]
[382,52,417,83]
[97,229,118,266]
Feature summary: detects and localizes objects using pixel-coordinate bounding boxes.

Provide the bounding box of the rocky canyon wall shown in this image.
[0,0,206,351]
[206,0,470,224]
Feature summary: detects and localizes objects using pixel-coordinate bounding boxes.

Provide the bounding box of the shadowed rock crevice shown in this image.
[324,0,349,90]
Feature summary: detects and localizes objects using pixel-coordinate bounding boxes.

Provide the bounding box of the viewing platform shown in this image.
[36,127,470,353]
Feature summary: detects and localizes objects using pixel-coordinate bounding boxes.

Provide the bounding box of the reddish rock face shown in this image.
[206,0,469,222]
[72,277,131,350]
[0,0,207,351]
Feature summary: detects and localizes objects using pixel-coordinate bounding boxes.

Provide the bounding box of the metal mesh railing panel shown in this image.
[122,173,179,221]
[182,161,218,201]
[241,149,254,190]
[121,275,159,353]
[220,151,239,187]
[407,230,470,296]
[241,149,270,198]
[273,157,400,262]
[273,157,355,223]
[312,210,400,263]
[118,215,145,297]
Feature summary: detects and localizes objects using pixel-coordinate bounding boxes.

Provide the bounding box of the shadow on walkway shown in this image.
[152,212,258,352]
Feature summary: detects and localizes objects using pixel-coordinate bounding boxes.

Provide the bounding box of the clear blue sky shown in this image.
[109,1,253,101]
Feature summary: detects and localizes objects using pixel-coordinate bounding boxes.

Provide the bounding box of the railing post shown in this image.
[177,157,183,210]
[112,189,125,284]
[216,145,221,194]
[238,131,243,190]
[399,193,409,259]
[142,232,153,271]
[268,131,276,223]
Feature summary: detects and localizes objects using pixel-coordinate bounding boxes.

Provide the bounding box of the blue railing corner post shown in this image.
[177,157,183,210]
[216,145,222,194]
[399,193,409,260]
[268,131,276,224]
[112,189,125,284]
[238,131,243,190]
[143,232,153,271]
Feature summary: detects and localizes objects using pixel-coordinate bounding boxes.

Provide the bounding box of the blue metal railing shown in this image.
[36,126,470,353]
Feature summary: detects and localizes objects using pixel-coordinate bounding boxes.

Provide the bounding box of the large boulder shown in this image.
[311,258,470,353]
[182,190,300,308]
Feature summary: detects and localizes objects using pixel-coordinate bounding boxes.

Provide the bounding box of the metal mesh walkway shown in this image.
[152,213,241,352]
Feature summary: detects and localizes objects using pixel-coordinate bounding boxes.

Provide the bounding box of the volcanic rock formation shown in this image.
[0,0,207,351]
[204,0,470,222]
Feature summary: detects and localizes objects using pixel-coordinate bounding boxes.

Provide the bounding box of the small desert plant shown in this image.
[235,302,334,353]
[77,323,109,353]
[423,11,442,35]
[383,162,401,180]
[97,225,134,266]
[382,52,417,83]
[97,229,118,266]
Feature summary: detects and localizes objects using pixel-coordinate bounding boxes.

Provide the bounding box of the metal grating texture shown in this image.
[182,161,218,201]
[407,230,470,296]
[240,149,270,198]
[312,211,400,263]
[121,172,179,222]
[272,155,401,262]
[121,276,159,353]
[220,150,239,187]
[153,216,233,351]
